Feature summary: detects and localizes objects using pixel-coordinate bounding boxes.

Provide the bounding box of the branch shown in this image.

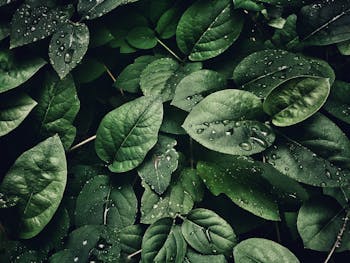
[104,65,124,96]
[156,38,183,62]
[127,249,142,260]
[68,135,97,152]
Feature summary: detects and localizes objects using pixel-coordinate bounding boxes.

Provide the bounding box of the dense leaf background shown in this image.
[1,0,350,262]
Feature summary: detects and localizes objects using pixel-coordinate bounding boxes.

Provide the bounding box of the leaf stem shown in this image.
[189,137,194,169]
[324,210,350,263]
[69,135,97,152]
[127,249,142,260]
[156,38,183,62]
[104,65,124,96]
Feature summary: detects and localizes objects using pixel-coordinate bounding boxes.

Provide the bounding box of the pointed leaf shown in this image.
[182,89,275,156]
[95,96,163,173]
[176,0,243,61]
[126,27,157,49]
[49,21,89,79]
[0,135,67,239]
[0,93,37,137]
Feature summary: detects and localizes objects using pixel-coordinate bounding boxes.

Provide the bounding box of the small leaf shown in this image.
[115,55,158,93]
[233,238,300,263]
[138,135,179,194]
[297,1,350,46]
[140,57,202,102]
[197,160,280,221]
[297,196,350,252]
[263,77,331,127]
[75,175,137,228]
[126,27,157,49]
[0,50,46,94]
[324,80,350,124]
[32,72,80,150]
[181,208,237,255]
[182,89,275,156]
[176,0,243,61]
[0,135,67,239]
[49,21,89,79]
[156,4,183,39]
[337,40,350,55]
[233,49,335,98]
[172,70,227,112]
[141,218,186,263]
[0,93,37,137]
[78,0,140,20]
[95,96,163,173]
[10,3,70,48]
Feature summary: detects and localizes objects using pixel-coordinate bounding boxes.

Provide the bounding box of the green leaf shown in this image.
[176,0,243,61]
[0,192,19,209]
[233,238,300,263]
[297,196,350,252]
[197,160,280,221]
[0,22,10,41]
[160,105,187,135]
[49,21,89,79]
[0,92,37,137]
[171,70,227,112]
[126,27,157,49]
[337,40,350,55]
[32,72,80,150]
[75,175,137,228]
[297,1,350,46]
[156,4,183,39]
[73,57,105,84]
[138,135,179,194]
[10,3,70,48]
[140,180,194,224]
[0,135,67,239]
[78,0,140,20]
[263,77,331,127]
[233,49,335,98]
[119,225,143,257]
[324,80,350,124]
[271,14,301,51]
[115,55,157,93]
[178,168,205,203]
[185,249,227,263]
[182,208,237,255]
[0,50,46,94]
[95,96,163,173]
[141,218,186,263]
[140,57,202,102]
[234,0,264,11]
[182,89,275,156]
[265,114,350,187]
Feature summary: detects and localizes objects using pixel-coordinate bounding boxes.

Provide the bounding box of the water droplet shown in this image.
[240,142,252,151]
[64,49,74,63]
[196,128,204,134]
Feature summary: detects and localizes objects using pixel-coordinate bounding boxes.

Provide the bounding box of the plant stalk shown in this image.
[156,38,183,62]
[69,135,97,152]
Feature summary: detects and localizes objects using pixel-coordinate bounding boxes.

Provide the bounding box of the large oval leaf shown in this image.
[49,21,89,79]
[75,175,137,228]
[182,89,275,156]
[33,72,80,150]
[0,50,46,94]
[233,238,300,263]
[171,70,227,112]
[0,92,37,137]
[263,77,330,127]
[141,218,186,263]
[10,3,70,48]
[324,80,350,124]
[297,1,350,46]
[297,196,350,252]
[0,135,67,239]
[95,96,163,173]
[185,249,227,263]
[176,0,243,61]
[265,113,350,187]
[233,49,334,98]
[181,208,237,255]
[197,161,280,221]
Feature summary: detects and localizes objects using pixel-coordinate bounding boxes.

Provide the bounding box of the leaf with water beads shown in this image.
[141,218,186,263]
[183,89,275,156]
[184,249,227,263]
[49,21,89,79]
[181,208,237,255]
[10,3,71,48]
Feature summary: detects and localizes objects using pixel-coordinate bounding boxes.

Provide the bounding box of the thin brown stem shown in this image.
[104,65,124,96]
[156,38,183,62]
[324,210,350,263]
[127,249,142,260]
[69,135,97,152]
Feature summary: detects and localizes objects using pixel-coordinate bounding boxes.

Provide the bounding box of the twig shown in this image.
[324,210,350,263]
[156,38,183,62]
[69,135,97,152]
[104,65,124,96]
[127,249,142,260]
